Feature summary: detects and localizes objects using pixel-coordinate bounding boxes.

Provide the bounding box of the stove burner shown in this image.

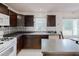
[0,37,13,41]
[0,42,3,44]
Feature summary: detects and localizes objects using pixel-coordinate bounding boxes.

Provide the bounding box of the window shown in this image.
[63,19,78,36]
[34,17,46,31]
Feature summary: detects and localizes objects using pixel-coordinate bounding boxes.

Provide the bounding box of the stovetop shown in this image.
[0,37,13,41]
[0,37,15,53]
[0,37,13,45]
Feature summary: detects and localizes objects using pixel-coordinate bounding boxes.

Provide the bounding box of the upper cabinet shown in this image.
[47,15,56,27]
[17,14,24,26]
[0,3,9,15]
[9,10,17,27]
[0,13,10,26]
[0,4,10,26]
[24,15,34,26]
[0,4,17,27]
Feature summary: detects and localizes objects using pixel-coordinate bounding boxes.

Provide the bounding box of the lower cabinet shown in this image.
[23,35,41,49]
[17,35,48,53]
[32,35,41,49]
[17,36,23,54]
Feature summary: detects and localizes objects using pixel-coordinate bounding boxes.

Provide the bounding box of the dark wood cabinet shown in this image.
[47,15,56,27]
[0,3,9,15]
[32,35,41,49]
[17,36,23,54]
[17,35,48,52]
[9,10,17,27]
[24,15,34,26]
[17,14,24,26]
[23,35,32,49]
[23,35,48,49]
[17,37,21,54]
[0,4,17,27]
[23,35,41,49]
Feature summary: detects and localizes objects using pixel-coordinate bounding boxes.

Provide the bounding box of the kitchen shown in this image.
[0,3,79,56]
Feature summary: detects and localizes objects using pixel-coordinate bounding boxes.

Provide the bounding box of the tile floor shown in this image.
[18,49,43,56]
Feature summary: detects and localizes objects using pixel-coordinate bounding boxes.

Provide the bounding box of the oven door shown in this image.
[0,40,16,56]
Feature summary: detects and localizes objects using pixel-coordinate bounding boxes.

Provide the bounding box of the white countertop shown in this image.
[0,37,16,53]
[42,39,79,52]
[70,38,79,41]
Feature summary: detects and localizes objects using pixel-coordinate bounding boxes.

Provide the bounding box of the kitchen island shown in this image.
[42,39,79,56]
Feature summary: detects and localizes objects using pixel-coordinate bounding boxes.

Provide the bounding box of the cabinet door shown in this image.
[23,35,33,49]
[9,10,17,27]
[17,36,23,54]
[32,35,41,49]
[24,15,34,26]
[47,15,56,27]
[23,35,41,49]
[10,15,17,27]
[17,14,24,26]
[17,37,21,54]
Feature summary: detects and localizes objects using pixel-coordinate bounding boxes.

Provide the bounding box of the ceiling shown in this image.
[5,3,79,13]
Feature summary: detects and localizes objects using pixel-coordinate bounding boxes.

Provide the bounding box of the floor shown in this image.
[18,49,43,56]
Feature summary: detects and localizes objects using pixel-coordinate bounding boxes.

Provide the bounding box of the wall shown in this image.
[18,12,79,34]
[0,27,17,35]
[3,3,79,36]
[1,11,79,35]
[2,3,79,35]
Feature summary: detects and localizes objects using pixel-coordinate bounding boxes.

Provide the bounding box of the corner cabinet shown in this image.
[17,36,23,54]
[9,10,17,27]
[47,15,56,27]
[24,15,34,26]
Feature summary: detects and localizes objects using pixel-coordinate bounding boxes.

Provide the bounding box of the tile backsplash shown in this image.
[0,27,17,35]
[17,26,57,32]
[0,26,59,35]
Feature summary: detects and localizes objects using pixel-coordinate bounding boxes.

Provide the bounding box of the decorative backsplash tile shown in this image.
[0,27,17,35]
[0,26,58,35]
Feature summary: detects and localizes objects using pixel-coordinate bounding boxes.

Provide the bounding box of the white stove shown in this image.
[0,37,16,56]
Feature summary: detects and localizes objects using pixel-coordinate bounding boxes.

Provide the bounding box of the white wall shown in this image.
[18,12,79,34]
